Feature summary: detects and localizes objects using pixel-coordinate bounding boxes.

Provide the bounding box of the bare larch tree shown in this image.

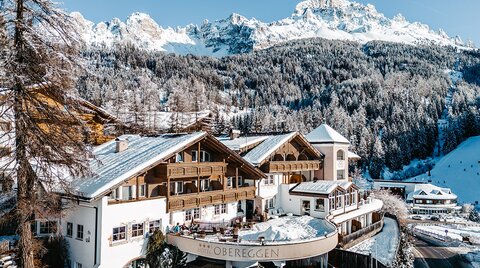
[0,0,89,267]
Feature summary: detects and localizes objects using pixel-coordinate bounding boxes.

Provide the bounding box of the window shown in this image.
[200,150,211,162]
[337,150,345,160]
[76,262,82,268]
[329,196,335,210]
[122,185,133,200]
[200,179,209,191]
[112,226,126,241]
[193,208,200,219]
[351,191,357,205]
[345,191,350,206]
[315,198,325,211]
[336,192,343,209]
[139,184,146,197]
[185,208,201,221]
[185,210,193,221]
[176,152,184,162]
[233,176,243,187]
[415,199,422,204]
[336,170,345,180]
[192,150,198,162]
[264,175,275,185]
[227,177,233,188]
[132,223,144,237]
[170,181,184,195]
[214,204,227,215]
[221,204,227,214]
[76,224,84,240]
[149,220,162,234]
[66,222,73,237]
[39,221,57,234]
[109,187,120,200]
[266,198,275,209]
[426,200,433,204]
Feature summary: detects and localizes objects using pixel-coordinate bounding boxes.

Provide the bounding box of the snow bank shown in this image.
[348,217,400,265]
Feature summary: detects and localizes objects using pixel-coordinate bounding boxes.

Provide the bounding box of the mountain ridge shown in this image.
[71,0,473,56]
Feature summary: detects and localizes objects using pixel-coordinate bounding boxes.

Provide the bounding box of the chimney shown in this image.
[115,138,128,153]
[230,129,241,140]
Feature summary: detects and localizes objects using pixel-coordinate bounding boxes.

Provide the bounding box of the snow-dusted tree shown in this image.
[146,230,187,268]
[373,190,409,225]
[369,136,385,180]
[0,1,89,267]
[469,209,480,223]
[391,229,414,268]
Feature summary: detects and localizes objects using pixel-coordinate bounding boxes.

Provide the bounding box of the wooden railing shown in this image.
[267,160,321,172]
[339,217,384,247]
[158,162,227,178]
[168,186,256,211]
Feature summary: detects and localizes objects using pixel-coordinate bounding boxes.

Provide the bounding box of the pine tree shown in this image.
[1,1,89,267]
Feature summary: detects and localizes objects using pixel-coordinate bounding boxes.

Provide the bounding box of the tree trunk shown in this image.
[14,82,36,268]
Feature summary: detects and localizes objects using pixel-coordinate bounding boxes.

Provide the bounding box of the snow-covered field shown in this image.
[407,136,480,204]
[348,217,400,265]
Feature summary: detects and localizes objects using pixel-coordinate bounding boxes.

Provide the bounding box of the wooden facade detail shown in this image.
[266,160,321,173]
[168,186,256,211]
[158,162,227,179]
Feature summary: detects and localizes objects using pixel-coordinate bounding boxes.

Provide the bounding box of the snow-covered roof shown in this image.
[243,132,297,166]
[290,180,354,195]
[70,132,206,199]
[218,135,269,152]
[406,183,457,201]
[306,124,350,144]
[348,151,361,159]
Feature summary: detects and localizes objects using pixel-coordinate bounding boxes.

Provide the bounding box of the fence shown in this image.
[328,248,387,268]
[339,217,384,247]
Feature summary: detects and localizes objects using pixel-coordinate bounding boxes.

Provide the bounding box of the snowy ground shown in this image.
[347,217,400,266]
[413,224,480,244]
[238,215,335,243]
[407,136,480,204]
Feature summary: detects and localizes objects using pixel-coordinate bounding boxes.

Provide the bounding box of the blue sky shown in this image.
[60,0,479,45]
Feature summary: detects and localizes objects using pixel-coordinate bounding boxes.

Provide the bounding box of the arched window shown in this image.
[298,153,308,161]
[273,154,284,161]
[286,154,296,161]
[337,150,345,160]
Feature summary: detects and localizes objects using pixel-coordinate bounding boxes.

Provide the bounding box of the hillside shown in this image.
[76,39,480,179]
[70,0,471,56]
[409,136,480,203]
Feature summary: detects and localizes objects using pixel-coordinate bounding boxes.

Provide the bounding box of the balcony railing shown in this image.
[338,216,384,248]
[168,186,256,211]
[158,162,227,179]
[266,160,321,173]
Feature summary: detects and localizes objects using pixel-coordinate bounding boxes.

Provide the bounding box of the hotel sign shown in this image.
[197,242,279,259]
[168,232,338,262]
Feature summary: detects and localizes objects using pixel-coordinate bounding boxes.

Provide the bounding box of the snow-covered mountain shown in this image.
[71,0,471,56]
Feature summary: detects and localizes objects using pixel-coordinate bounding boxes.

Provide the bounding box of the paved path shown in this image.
[412,232,472,268]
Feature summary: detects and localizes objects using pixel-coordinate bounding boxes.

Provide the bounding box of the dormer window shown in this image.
[175,152,184,162]
[192,150,211,162]
[419,191,427,195]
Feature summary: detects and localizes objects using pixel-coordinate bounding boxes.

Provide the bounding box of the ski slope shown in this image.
[408,136,480,204]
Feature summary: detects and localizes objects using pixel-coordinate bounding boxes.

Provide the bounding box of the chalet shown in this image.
[35,132,265,268]
[406,183,461,214]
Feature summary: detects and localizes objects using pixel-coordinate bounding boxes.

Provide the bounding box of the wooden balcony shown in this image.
[168,186,256,212]
[266,160,321,173]
[158,162,227,179]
